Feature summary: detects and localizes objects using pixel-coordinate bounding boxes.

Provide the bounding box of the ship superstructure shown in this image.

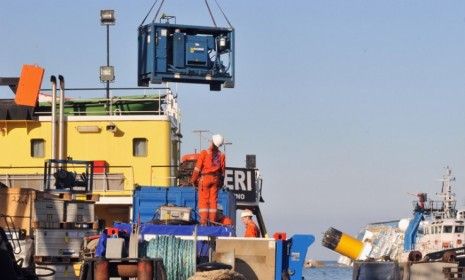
[0,79,181,225]
[413,168,465,257]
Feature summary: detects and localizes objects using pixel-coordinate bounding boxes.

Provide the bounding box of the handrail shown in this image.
[40,87,171,91]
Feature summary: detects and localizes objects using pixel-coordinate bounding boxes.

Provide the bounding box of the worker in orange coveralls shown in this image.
[217,204,233,226]
[241,209,260,237]
[191,134,226,225]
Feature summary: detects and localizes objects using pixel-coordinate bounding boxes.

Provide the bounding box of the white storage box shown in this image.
[33,198,65,228]
[34,229,95,258]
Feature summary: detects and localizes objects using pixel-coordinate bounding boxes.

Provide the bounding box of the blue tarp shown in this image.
[114,222,235,237]
[94,223,235,257]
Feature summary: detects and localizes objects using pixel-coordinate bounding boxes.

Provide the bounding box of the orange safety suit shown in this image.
[219,216,233,226]
[245,220,260,237]
[191,146,225,225]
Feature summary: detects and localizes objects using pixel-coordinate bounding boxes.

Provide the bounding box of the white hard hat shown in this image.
[241,209,253,218]
[212,134,224,147]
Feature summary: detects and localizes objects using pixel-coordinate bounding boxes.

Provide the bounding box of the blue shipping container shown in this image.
[133,186,236,226]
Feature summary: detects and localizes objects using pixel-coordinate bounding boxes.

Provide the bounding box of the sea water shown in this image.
[303,261,352,280]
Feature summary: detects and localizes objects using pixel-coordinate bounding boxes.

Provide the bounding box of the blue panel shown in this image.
[404,212,423,251]
[173,32,185,68]
[185,35,212,67]
[274,235,315,280]
[133,186,236,226]
[155,28,167,75]
[275,240,284,280]
[114,222,234,237]
[284,234,315,280]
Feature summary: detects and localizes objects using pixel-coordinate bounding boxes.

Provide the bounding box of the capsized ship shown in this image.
[324,167,465,265]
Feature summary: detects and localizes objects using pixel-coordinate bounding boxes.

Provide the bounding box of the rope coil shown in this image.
[146,235,196,280]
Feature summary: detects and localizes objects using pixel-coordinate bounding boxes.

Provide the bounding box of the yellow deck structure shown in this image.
[0,92,181,225]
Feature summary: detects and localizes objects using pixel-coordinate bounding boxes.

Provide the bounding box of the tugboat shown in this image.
[407,167,465,263]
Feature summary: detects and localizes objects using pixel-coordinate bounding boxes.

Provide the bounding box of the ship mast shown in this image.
[437,167,456,219]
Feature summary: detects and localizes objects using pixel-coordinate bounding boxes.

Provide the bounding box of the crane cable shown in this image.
[153,0,167,23]
[140,0,233,28]
[213,0,233,28]
[139,0,160,27]
[204,0,217,27]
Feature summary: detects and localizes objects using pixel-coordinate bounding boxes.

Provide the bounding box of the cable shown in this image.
[140,0,160,27]
[204,0,217,27]
[213,0,233,28]
[153,0,166,23]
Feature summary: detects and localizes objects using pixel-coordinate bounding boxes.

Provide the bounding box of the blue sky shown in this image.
[3,1,465,260]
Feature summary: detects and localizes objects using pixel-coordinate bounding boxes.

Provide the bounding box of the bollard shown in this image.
[137,258,154,280]
[94,259,109,280]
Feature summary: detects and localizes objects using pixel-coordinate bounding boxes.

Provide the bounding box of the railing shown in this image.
[35,87,180,122]
[150,165,178,187]
[411,200,456,214]
[0,164,179,194]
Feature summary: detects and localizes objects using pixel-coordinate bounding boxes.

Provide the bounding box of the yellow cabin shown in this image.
[0,89,181,224]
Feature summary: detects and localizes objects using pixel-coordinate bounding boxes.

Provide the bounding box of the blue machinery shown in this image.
[404,212,424,251]
[276,235,315,280]
[138,23,234,91]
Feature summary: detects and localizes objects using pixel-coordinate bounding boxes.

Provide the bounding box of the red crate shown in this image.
[93,160,108,174]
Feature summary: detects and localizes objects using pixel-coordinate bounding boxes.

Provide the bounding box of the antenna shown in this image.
[193,130,210,152]
[223,140,232,154]
[437,166,456,218]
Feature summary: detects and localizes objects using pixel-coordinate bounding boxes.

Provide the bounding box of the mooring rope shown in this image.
[146,235,196,280]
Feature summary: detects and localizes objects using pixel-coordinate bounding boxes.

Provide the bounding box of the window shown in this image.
[31,139,45,158]
[133,138,148,157]
[456,226,464,233]
[444,226,453,233]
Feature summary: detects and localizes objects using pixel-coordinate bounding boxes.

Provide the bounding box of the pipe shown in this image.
[58,75,65,161]
[50,76,57,161]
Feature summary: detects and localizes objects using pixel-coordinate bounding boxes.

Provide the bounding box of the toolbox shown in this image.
[34,229,95,258]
